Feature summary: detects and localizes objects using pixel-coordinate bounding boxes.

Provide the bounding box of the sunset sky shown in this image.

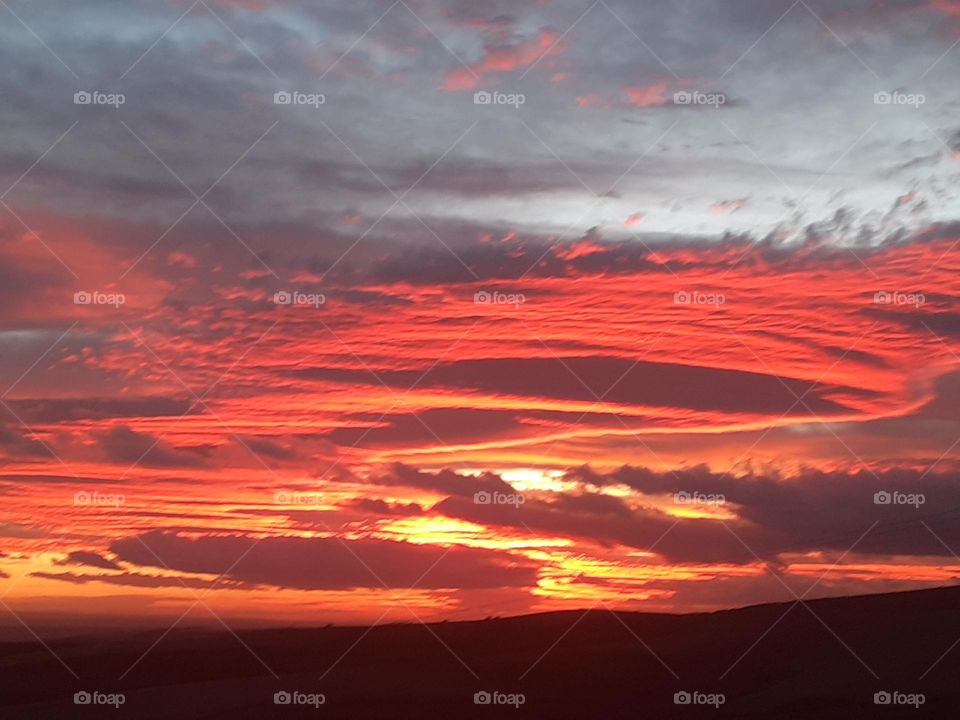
[2,0,960,632]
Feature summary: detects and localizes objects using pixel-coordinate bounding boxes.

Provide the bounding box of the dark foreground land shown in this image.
[3,585,960,718]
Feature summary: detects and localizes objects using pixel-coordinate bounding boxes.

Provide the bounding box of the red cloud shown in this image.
[932,0,960,15]
[441,28,564,91]
[623,81,669,107]
[4,223,960,620]
[578,81,674,109]
[576,94,611,108]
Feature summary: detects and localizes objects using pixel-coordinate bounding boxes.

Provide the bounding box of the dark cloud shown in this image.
[435,492,752,564]
[302,356,870,417]
[0,0,955,239]
[110,530,538,589]
[0,423,57,460]
[0,474,126,485]
[31,571,229,589]
[866,310,960,338]
[372,463,518,498]
[432,465,960,564]
[344,498,425,516]
[54,551,122,570]
[6,397,194,423]
[240,436,299,460]
[328,408,527,448]
[98,426,213,468]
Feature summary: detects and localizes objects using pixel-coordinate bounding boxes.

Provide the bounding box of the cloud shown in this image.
[434,464,960,564]
[304,356,872,417]
[372,464,517,498]
[0,521,49,539]
[344,498,425,516]
[711,197,749,214]
[31,571,229,589]
[440,27,563,90]
[97,427,213,468]
[0,424,56,460]
[110,530,539,590]
[435,492,750,564]
[5,398,194,423]
[3,0,960,621]
[54,551,122,570]
[576,82,672,109]
[932,0,960,16]
[623,82,670,108]
[327,408,529,449]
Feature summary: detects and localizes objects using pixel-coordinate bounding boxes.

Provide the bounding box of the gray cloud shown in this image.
[110,529,539,589]
[432,464,960,564]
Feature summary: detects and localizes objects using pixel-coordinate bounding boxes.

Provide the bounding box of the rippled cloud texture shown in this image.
[1,0,960,627]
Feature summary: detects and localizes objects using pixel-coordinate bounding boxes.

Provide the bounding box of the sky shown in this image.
[1,0,960,631]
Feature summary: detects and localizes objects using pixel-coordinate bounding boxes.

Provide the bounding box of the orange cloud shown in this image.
[3,225,960,621]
